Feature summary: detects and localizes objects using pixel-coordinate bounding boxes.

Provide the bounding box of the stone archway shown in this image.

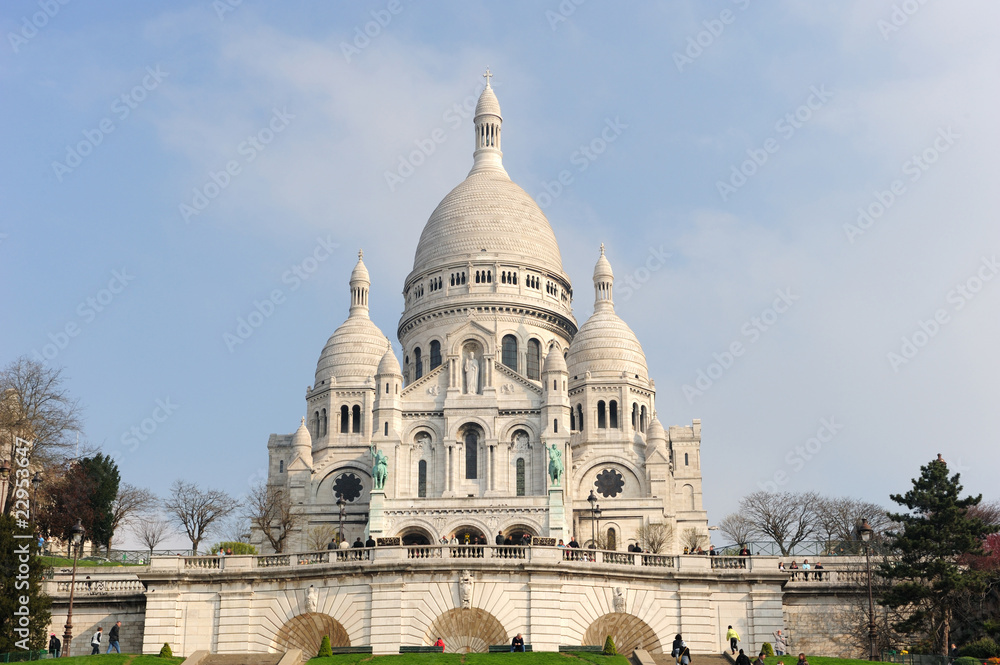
[583,613,661,655]
[274,613,349,659]
[424,608,508,653]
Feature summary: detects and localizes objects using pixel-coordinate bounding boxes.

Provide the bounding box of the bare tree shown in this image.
[131,515,174,560]
[967,499,1000,530]
[682,527,708,551]
[0,357,83,513]
[814,496,894,551]
[306,524,339,551]
[718,512,757,547]
[222,515,253,543]
[163,480,238,554]
[244,481,298,554]
[109,483,158,552]
[740,490,819,555]
[635,522,671,553]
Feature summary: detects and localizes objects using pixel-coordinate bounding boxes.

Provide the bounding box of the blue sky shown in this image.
[3,1,998,547]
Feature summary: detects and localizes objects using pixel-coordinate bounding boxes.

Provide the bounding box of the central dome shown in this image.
[411,169,564,275]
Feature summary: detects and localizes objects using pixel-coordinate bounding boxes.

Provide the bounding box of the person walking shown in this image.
[678,644,693,665]
[735,650,751,665]
[726,625,740,655]
[106,621,122,654]
[48,634,61,658]
[510,633,525,652]
[671,634,685,658]
[90,627,103,655]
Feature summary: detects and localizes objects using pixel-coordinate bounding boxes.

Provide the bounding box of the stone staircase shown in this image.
[182,650,299,665]
[650,652,733,665]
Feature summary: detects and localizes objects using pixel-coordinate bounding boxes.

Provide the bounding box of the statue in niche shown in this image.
[306,585,318,613]
[464,350,480,394]
[459,570,474,608]
[546,442,563,486]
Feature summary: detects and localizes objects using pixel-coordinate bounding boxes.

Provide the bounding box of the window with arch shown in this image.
[385,382,389,394]
[640,405,647,433]
[418,460,427,498]
[516,458,525,496]
[414,347,423,379]
[526,338,540,380]
[502,335,518,371]
[576,404,584,431]
[321,409,327,436]
[684,452,689,466]
[554,418,559,433]
[313,411,320,437]
[597,400,607,429]
[632,403,638,429]
[570,407,576,431]
[384,422,388,436]
[340,405,349,434]
[279,460,284,473]
[429,340,441,370]
[607,527,617,551]
[609,401,618,429]
[682,484,695,510]
[465,430,478,479]
[352,405,361,434]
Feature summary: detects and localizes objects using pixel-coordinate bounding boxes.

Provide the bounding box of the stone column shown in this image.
[369,490,386,537]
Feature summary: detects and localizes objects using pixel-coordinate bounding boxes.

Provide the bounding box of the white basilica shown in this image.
[263,75,709,554]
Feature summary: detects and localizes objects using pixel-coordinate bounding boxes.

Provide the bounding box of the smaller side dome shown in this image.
[377,342,402,376]
[542,344,567,374]
[292,417,312,449]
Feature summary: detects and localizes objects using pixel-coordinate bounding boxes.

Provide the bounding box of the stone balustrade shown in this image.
[47,578,146,595]
[145,547,782,575]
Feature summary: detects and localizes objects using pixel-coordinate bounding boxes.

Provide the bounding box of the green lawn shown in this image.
[39,555,142,568]
[27,656,182,665]
[796,657,885,665]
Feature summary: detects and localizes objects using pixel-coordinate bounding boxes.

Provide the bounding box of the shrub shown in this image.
[316,635,333,658]
[209,541,258,555]
[963,639,1000,659]
[761,643,775,657]
[159,643,173,658]
[955,657,982,665]
[603,636,617,656]
[985,658,1000,665]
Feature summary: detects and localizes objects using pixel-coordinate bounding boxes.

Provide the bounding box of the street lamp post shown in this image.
[859,518,878,661]
[31,471,42,523]
[62,519,85,657]
[587,491,598,547]
[0,459,10,514]
[337,497,346,545]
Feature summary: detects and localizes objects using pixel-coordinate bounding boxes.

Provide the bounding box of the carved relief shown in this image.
[613,586,626,613]
[459,570,474,609]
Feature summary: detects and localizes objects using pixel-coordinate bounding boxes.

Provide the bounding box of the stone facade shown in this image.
[262,75,707,556]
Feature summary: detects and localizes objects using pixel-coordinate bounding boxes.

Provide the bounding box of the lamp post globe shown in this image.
[587,491,598,547]
[858,517,877,660]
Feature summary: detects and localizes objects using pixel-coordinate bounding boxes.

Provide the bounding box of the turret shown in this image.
[373,341,403,441]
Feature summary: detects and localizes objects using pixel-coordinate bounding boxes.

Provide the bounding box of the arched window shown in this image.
[553,380,558,391]
[340,405,349,434]
[640,405,647,433]
[570,407,576,431]
[577,404,584,431]
[554,418,559,433]
[632,403,638,429]
[526,339,540,380]
[684,452,689,466]
[418,460,427,497]
[682,484,695,510]
[516,458,525,496]
[384,422,388,436]
[313,411,320,437]
[352,405,361,434]
[465,431,478,479]
[502,335,518,371]
[597,400,607,429]
[609,401,618,429]
[385,382,389,394]
[429,340,442,370]
[279,460,284,473]
[607,527,617,551]
[414,347,423,379]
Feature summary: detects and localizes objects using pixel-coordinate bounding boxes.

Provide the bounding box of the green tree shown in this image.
[880,457,991,656]
[602,636,617,655]
[79,453,120,553]
[317,635,333,658]
[0,515,52,651]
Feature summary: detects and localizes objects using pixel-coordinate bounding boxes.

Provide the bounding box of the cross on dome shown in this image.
[483,67,493,88]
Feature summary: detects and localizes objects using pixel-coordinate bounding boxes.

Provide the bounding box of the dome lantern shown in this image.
[593,243,614,312]
[349,249,370,318]
[470,68,505,175]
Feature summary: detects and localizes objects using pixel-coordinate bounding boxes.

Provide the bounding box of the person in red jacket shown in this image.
[433,637,445,650]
